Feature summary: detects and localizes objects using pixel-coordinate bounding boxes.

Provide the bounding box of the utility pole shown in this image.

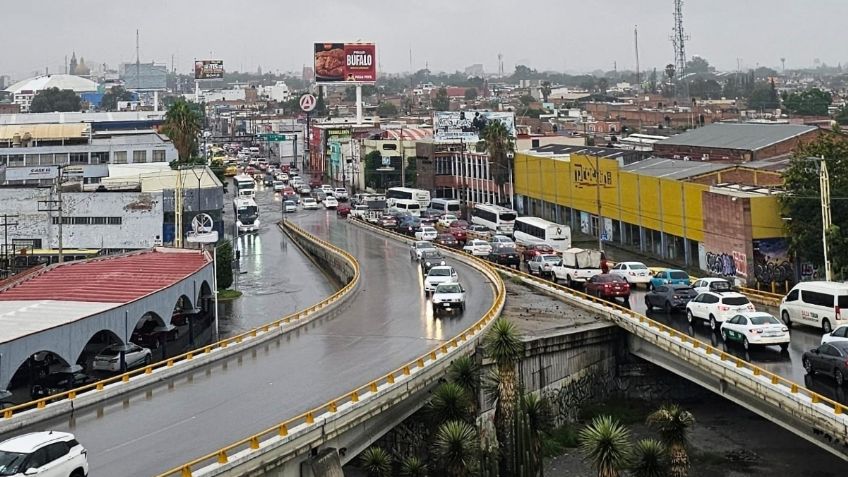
[634,25,641,87]
[57,165,64,263]
[0,214,19,278]
[819,158,833,281]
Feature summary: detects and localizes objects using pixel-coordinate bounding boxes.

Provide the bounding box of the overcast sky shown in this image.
[5,0,847,80]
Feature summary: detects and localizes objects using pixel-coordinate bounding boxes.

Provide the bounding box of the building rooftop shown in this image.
[620,157,729,180]
[528,144,629,158]
[656,123,818,151]
[0,300,117,345]
[0,123,89,142]
[90,132,171,146]
[5,74,98,94]
[0,111,165,126]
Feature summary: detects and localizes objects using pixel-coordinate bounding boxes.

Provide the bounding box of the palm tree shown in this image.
[399,455,427,477]
[630,438,668,477]
[162,97,202,164]
[477,120,515,192]
[432,420,478,477]
[521,393,554,475]
[359,446,392,477]
[483,317,524,476]
[646,404,695,477]
[579,415,632,477]
[448,355,479,408]
[428,382,472,424]
[540,81,552,103]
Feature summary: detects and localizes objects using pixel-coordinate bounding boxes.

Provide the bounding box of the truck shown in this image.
[551,248,603,288]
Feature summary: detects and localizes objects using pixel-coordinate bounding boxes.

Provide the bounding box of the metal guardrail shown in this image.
[1,222,360,423]
[156,219,506,477]
[738,286,783,308]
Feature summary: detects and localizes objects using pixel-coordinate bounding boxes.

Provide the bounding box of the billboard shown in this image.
[314,43,376,83]
[433,111,516,143]
[194,60,224,80]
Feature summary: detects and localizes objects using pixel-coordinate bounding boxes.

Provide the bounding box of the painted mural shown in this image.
[753,238,795,284]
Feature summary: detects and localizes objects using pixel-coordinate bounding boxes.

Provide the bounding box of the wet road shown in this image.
[21,191,496,477]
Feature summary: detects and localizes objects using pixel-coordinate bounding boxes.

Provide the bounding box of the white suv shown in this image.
[686,291,755,331]
[0,431,88,476]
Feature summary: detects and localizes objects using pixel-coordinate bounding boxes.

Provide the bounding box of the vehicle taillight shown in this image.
[748,328,763,334]
[629,272,636,276]
[718,305,730,311]
[603,283,611,290]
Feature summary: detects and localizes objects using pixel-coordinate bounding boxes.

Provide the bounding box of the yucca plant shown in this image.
[448,355,479,405]
[359,446,392,477]
[630,438,668,477]
[428,382,473,424]
[521,393,554,475]
[483,317,524,475]
[646,404,695,477]
[579,415,632,477]
[432,420,479,477]
[399,455,427,477]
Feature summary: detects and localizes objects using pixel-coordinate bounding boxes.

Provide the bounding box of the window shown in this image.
[39,154,56,165]
[91,151,110,164]
[152,150,166,162]
[69,152,88,164]
[704,295,720,304]
[786,289,799,302]
[802,290,834,308]
[838,295,848,309]
[822,344,842,357]
[722,297,750,306]
[27,447,49,469]
[113,151,127,164]
[52,216,122,225]
[7,155,24,167]
[25,155,39,166]
[44,442,70,463]
[133,150,148,163]
[833,327,848,338]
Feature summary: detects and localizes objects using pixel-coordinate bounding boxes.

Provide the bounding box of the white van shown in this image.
[430,198,461,215]
[779,281,848,333]
[389,199,422,217]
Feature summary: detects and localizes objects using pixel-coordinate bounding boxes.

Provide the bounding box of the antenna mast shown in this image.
[135,29,140,89]
[671,0,689,98]
[634,25,641,87]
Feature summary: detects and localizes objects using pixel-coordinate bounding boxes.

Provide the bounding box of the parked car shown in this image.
[424,266,459,294]
[336,204,351,218]
[0,431,89,477]
[780,281,848,333]
[438,214,459,228]
[649,269,691,290]
[488,247,521,269]
[526,254,561,278]
[92,343,153,372]
[302,197,319,210]
[692,277,733,294]
[720,312,790,351]
[822,324,848,345]
[431,282,466,314]
[378,215,398,229]
[435,233,460,248]
[585,274,631,302]
[410,240,437,260]
[803,341,848,386]
[420,249,446,274]
[283,200,297,213]
[415,226,438,241]
[323,197,339,209]
[30,366,96,399]
[522,243,556,262]
[645,284,697,313]
[463,239,492,257]
[609,261,651,287]
[686,291,755,331]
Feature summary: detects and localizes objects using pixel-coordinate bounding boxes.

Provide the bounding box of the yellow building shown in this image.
[514,147,789,286]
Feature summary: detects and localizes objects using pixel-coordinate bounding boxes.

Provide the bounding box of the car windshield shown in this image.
[669,271,689,279]
[629,264,647,269]
[0,450,27,476]
[711,281,732,291]
[722,296,750,306]
[750,315,780,325]
[543,255,560,262]
[422,251,442,259]
[99,347,121,356]
[429,268,451,277]
[437,284,462,294]
[417,242,434,249]
[672,286,697,296]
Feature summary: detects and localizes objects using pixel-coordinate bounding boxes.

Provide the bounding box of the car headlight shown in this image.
[440,261,445,265]
[425,262,431,267]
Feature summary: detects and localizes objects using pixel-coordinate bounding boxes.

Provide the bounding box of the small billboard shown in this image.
[314,43,376,83]
[433,111,516,143]
[194,60,225,80]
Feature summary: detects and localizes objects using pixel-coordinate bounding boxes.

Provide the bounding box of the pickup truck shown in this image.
[349,204,371,219]
[551,248,603,288]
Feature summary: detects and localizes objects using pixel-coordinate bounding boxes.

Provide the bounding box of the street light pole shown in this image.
[819,158,833,281]
[595,155,604,252]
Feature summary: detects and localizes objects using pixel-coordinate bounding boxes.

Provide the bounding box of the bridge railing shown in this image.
[156,218,506,477]
[1,222,360,425]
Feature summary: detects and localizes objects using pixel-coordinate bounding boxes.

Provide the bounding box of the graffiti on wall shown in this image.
[705,251,747,278]
[753,238,795,284]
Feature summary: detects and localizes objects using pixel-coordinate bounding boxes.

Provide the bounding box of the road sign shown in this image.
[300,93,317,112]
[258,133,287,141]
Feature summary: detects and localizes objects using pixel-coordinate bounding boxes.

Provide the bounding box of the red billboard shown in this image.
[314,43,376,83]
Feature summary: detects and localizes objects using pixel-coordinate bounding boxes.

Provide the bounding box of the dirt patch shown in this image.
[502,277,607,339]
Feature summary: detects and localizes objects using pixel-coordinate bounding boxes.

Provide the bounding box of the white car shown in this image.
[302,197,319,210]
[299,185,312,195]
[0,431,88,477]
[463,239,493,257]
[415,226,438,241]
[691,277,733,294]
[272,180,285,192]
[424,265,459,294]
[686,291,756,331]
[490,235,516,248]
[275,173,289,182]
[821,324,848,345]
[283,200,297,213]
[431,282,466,314]
[323,197,339,209]
[334,188,349,200]
[321,184,334,194]
[438,214,459,228]
[720,312,790,351]
[410,240,437,260]
[609,261,651,286]
[92,343,152,372]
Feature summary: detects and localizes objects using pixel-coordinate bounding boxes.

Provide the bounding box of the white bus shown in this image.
[513,216,572,253]
[233,197,260,233]
[233,174,256,198]
[389,199,422,217]
[386,187,431,209]
[429,198,461,215]
[471,203,516,236]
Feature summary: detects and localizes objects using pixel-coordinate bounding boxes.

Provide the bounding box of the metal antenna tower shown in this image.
[498,53,504,77]
[634,25,641,86]
[671,0,689,96]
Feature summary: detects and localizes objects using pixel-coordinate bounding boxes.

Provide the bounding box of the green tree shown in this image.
[215,241,234,290]
[29,88,81,113]
[359,447,392,477]
[630,439,668,477]
[835,105,848,126]
[597,78,609,94]
[579,416,632,477]
[540,81,552,102]
[646,404,695,477]
[483,318,523,476]
[376,101,399,117]
[520,393,554,475]
[100,86,136,111]
[432,420,478,477]
[780,128,848,279]
[162,98,202,163]
[477,120,516,189]
[688,78,722,100]
[399,455,427,477]
[427,382,472,425]
[464,88,478,101]
[519,94,535,107]
[782,88,832,116]
[746,81,780,110]
[433,87,450,111]
[685,56,713,74]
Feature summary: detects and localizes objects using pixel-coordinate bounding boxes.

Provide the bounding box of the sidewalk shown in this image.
[570,230,703,276]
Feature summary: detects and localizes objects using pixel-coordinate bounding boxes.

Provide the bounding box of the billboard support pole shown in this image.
[356,84,363,125]
[195,80,200,102]
[306,112,311,175]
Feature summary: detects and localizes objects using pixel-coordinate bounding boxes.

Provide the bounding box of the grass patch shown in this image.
[218,289,243,300]
[542,424,580,456]
[578,396,651,425]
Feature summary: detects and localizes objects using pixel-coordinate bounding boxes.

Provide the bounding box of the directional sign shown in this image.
[300,93,317,112]
[258,133,288,141]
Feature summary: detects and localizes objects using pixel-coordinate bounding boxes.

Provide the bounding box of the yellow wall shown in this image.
[513,151,784,243]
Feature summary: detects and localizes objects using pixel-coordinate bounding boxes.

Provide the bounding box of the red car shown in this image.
[585,274,631,302]
[337,204,351,218]
[435,233,460,248]
[309,178,322,188]
[448,220,469,243]
[522,243,556,262]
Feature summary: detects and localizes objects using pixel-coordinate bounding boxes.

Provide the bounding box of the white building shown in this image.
[259,81,291,102]
[4,75,98,112]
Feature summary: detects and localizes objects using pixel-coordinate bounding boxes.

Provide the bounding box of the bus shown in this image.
[386,187,431,209]
[513,217,572,253]
[232,174,256,198]
[388,199,422,217]
[233,197,260,233]
[471,204,516,236]
[429,198,461,215]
